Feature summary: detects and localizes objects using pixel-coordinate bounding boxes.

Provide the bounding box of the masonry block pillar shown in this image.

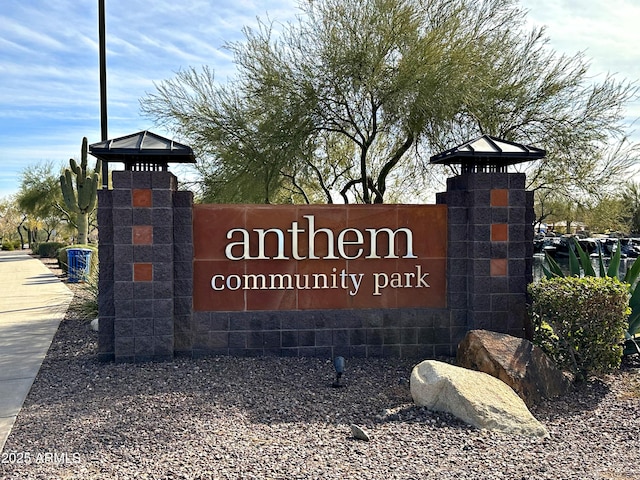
[173,190,194,354]
[439,172,533,343]
[98,171,179,362]
[97,188,115,362]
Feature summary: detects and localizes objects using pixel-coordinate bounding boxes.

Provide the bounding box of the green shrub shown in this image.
[57,244,98,274]
[528,276,629,382]
[34,242,67,258]
[543,237,640,355]
[2,241,15,251]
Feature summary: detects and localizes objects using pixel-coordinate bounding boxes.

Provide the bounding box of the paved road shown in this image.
[0,250,73,452]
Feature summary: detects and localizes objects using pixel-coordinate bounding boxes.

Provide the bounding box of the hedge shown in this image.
[34,242,67,258]
[57,244,98,275]
[528,276,629,382]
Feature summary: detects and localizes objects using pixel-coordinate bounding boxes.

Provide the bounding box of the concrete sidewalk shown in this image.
[0,250,73,452]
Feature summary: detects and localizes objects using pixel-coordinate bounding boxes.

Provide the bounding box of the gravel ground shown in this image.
[1,257,639,480]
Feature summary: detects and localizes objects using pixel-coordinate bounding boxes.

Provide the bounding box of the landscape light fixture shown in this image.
[332,356,345,388]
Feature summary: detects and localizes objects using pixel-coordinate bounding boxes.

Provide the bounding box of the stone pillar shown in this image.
[173,190,194,354]
[439,172,533,342]
[97,189,114,362]
[103,171,177,362]
[436,180,467,352]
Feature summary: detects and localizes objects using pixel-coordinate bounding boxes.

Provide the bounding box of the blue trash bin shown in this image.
[67,248,92,283]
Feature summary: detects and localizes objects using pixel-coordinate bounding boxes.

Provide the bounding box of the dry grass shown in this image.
[618,374,640,400]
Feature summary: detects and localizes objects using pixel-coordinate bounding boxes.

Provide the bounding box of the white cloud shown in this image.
[1,0,638,199]
[0,15,66,51]
[520,0,640,144]
[520,0,640,76]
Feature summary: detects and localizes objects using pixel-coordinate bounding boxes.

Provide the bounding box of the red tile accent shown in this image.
[132,189,152,207]
[134,263,153,282]
[490,189,509,207]
[491,223,508,242]
[133,225,153,245]
[490,259,508,277]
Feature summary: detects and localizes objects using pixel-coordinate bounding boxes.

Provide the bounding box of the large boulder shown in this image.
[456,330,571,407]
[410,360,549,438]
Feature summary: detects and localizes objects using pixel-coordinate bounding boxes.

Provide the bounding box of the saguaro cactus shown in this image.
[60,137,101,244]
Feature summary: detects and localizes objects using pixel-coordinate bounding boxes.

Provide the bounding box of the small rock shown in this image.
[90,318,99,332]
[350,424,370,441]
[379,408,400,422]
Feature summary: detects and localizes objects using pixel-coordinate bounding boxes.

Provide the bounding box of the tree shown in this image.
[533,189,566,233]
[0,197,22,246]
[15,161,67,244]
[582,196,629,234]
[536,190,634,236]
[621,182,640,235]
[543,199,583,234]
[141,0,638,204]
[528,138,640,223]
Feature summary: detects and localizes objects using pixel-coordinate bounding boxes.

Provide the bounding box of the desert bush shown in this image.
[528,276,629,382]
[543,237,640,355]
[57,244,98,274]
[69,265,99,321]
[34,242,67,258]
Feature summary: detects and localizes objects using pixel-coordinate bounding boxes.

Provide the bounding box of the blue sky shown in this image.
[1,0,639,199]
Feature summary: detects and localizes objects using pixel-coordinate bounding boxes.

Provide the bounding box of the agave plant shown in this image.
[543,238,640,356]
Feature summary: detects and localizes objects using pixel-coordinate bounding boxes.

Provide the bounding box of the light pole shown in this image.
[98,0,108,188]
